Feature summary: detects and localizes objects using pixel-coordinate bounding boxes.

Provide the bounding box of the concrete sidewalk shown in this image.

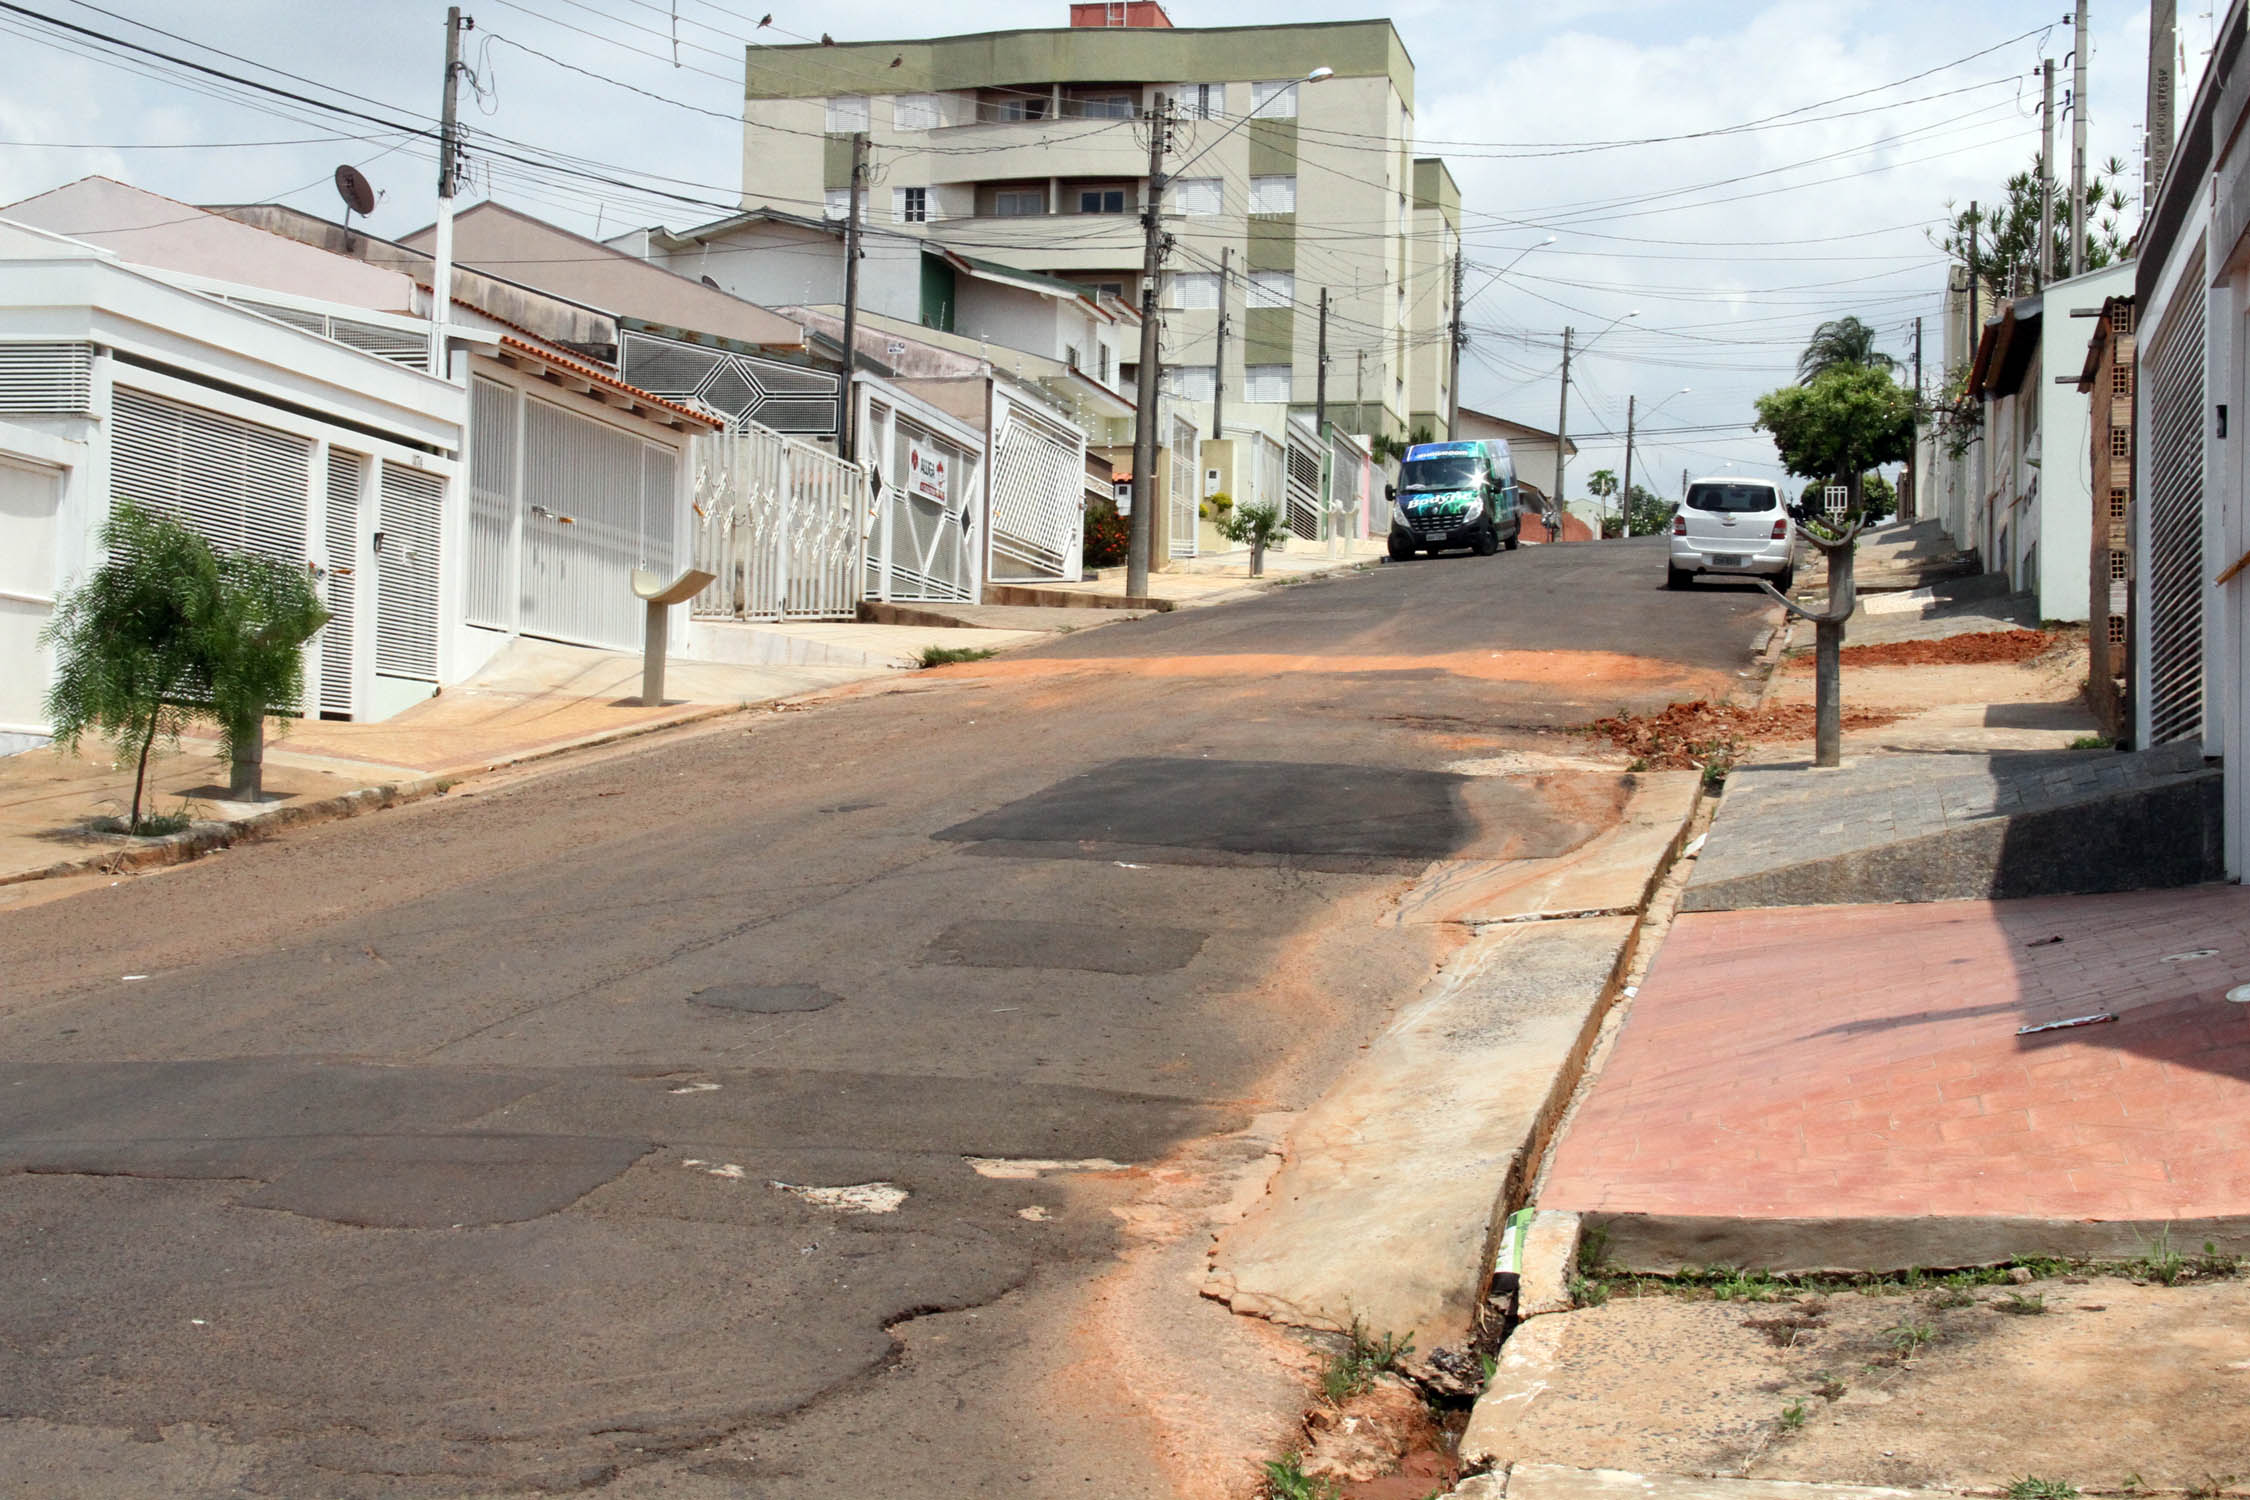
[0,622,1036,890]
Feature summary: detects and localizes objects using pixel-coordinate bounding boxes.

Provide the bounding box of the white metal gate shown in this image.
[1284,418,1324,541]
[374,462,443,683]
[466,376,685,651]
[691,420,863,621]
[1247,430,1286,518]
[318,450,364,717]
[2144,284,2206,746]
[864,391,979,601]
[989,385,1085,582]
[1167,412,1200,560]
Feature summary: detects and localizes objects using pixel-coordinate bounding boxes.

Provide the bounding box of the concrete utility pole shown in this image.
[430,6,467,376]
[2039,59,2056,288]
[838,130,868,463]
[1126,96,1173,600]
[2070,0,2090,278]
[1618,395,1636,541]
[1553,325,1573,528]
[1967,201,1980,357]
[2149,0,2178,205]
[1314,286,1330,436]
[1447,250,1465,439]
[1909,314,1924,521]
[1211,245,1229,442]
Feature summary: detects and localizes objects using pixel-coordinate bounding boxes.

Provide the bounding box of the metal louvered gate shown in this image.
[375,463,444,683]
[319,451,364,717]
[1168,413,1199,560]
[988,386,1083,582]
[865,393,979,600]
[691,421,864,621]
[1284,420,1323,541]
[2144,286,2206,746]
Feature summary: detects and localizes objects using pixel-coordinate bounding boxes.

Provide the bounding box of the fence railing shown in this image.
[690,422,864,622]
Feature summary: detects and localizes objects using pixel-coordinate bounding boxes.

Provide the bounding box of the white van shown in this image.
[1667,477,1795,589]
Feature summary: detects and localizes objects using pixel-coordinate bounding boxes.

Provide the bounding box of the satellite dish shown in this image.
[700,274,722,290]
[334,164,376,218]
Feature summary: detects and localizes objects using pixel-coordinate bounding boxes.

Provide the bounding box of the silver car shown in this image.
[1667,478,1795,589]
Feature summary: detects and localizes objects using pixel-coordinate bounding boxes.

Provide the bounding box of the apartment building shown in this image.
[734,4,1455,452]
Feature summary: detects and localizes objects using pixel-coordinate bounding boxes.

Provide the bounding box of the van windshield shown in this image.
[1400,454,1485,492]
[1686,483,1778,513]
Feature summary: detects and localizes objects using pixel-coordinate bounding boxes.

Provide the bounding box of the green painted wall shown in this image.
[745,19,1410,106]
[1412,157,1460,224]
[1244,308,1294,363]
[920,256,958,331]
[1246,119,1298,176]
[823,134,854,189]
[1246,216,1295,271]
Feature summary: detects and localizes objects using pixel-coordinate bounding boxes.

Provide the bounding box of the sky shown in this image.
[0,0,2210,496]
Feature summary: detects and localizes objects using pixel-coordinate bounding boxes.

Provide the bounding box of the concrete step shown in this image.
[1684,741,2224,911]
[979,582,1175,611]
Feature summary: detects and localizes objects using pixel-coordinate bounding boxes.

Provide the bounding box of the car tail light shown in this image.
[1672,515,1686,536]
[1771,518,1787,539]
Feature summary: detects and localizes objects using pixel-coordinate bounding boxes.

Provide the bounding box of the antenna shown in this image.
[334,164,376,244]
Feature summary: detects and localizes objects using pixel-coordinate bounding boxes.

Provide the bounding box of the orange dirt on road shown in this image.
[1784,628,2062,670]
[1585,700,1902,769]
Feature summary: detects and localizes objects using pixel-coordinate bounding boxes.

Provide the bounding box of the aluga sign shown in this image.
[906,441,948,503]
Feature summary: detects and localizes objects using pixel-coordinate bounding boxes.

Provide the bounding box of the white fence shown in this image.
[690,421,864,622]
[988,384,1086,582]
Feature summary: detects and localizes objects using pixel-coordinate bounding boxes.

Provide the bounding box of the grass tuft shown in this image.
[2006,1480,2079,1500]
[1262,1453,1339,1500]
[1885,1319,1936,1358]
[915,644,1001,668]
[1994,1290,2047,1315]
[1319,1319,1413,1404]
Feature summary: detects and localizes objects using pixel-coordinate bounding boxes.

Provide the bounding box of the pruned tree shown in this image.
[1217,500,1288,576]
[200,545,330,798]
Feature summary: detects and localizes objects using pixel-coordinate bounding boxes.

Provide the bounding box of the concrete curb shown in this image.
[1580,1210,2250,1276]
[0,695,767,891]
[1450,1464,1972,1500]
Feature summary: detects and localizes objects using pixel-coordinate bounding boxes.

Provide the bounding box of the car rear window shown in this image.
[1686,483,1779,513]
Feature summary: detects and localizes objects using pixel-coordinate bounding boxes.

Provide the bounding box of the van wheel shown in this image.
[1503,530,1520,551]
[1666,564,1692,590]
[1387,531,1415,562]
[1474,519,1501,556]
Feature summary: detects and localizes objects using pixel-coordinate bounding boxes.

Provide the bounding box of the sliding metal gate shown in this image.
[691,420,864,621]
[988,385,1084,582]
[1284,419,1324,541]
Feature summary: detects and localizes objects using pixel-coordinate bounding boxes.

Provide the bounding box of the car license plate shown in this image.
[1712,554,1745,567]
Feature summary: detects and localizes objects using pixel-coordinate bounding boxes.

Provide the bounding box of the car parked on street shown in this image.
[1386,439,1522,559]
[1667,476,1795,589]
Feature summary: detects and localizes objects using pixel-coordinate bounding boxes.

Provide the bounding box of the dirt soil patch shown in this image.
[1785,628,2062,670]
[1502,1274,2250,1490]
[1584,701,1901,770]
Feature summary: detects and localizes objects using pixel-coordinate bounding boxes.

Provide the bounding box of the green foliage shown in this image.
[1624,483,1672,538]
[1570,1273,1611,1307]
[2138,1229,2188,1285]
[1780,1399,1808,1431]
[1320,1319,1413,1403]
[1859,472,1898,525]
[1083,496,1130,568]
[42,504,225,831]
[1755,365,1917,499]
[2069,734,2115,751]
[42,503,327,823]
[2005,1480,2080,1500]
[915,645,1000,668]
[1994,1291,2047,1315]
[1885,1319,1936,1357]
[1199,490,1234,522]
[1797,316,1897,383]
[1261,1453,1339,1500]
[1586,467,1619,501]
[1938,155,2132,295]
[1218,500,1289,552]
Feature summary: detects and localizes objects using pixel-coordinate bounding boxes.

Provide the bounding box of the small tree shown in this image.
[1754,365,1917,512]
[201,545,329,798]
[41,504,222,831]
[1623,482,1671,539]
[1218,501,1288,576]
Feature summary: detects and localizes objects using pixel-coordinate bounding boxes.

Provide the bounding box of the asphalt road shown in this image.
[0,538,1771,1498]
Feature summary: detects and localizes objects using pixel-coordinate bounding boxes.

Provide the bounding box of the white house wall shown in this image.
[2034,263,2137,624]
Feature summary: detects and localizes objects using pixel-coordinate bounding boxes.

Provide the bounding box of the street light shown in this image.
[1169,65,1335,176]
[1553,309,1637,532]
[1619,385,1689,539]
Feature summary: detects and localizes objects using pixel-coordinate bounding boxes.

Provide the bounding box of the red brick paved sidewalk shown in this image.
[1543,884,2250,1249]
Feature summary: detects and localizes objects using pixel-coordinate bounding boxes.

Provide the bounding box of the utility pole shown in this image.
[838,130,868,463]
[1909,314,1924,521]
[2039,59,2056,288]
[2149,0,2178,206]
[1126,96,1172,600]
[2070,0,2090,278]
[430,6,467,376]
[1447,250,1466,439]
[1966,201,1980,357]
[1314,286,1330,436]
[1552,326,1573,532]
[1211,245,1230,442]
[1619,393,1637,540]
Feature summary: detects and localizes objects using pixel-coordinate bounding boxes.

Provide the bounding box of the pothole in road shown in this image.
[691,982,841,1014]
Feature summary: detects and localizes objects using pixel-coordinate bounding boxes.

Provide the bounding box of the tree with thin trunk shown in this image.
[1755,365,1917,516]
[201,545,329,799]
[40,504,220,831]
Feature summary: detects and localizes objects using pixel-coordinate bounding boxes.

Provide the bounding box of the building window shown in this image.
[1099,345,1112,382]
[1065,344,1081,370]
[1249,175,1297,215]
[1183,82,1227,119]
[1171,272,1219,310]
[1091,280,1126,300]
[1245,364,1292,402]
[993,188,1046,217]
[1166,364,1216,401]
[1247,270,1293,308]
[1073,93,1136,119]
[894,187,929,223]
[981,89,1053,122]
[1078,188,1129,214]
[825,95,870,132]
[1251,80,1299,118]
[824,187,869,220]
[1172,177,1222,216]
[893,94,942,130]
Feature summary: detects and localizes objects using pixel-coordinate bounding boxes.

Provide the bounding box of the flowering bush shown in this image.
[1083,497,1130,567]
